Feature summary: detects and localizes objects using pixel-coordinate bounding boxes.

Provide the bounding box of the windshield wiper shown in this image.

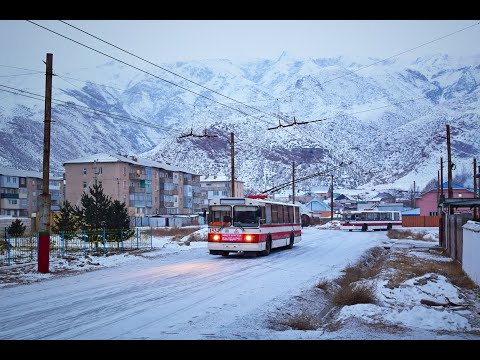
[233,222,245,231]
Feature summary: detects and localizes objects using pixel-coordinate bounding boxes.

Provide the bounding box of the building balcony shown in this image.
[159,177,174,183]
[0,193,19,199]
[129,187,146,194]
[159,201,175,207]
[129,173,146,180]
[160,189,179,196]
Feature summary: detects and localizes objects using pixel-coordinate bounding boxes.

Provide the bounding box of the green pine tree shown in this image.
[106,200,134,240]
[52,200,78,238]
[80,184,112,231]
[7,219,26,237]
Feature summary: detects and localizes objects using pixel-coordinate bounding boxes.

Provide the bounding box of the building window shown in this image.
[98,167,103,175]
[123,181,127,189]
[83,181,87,189]
[32,191,36,196]
[123,167,126,176]
[98,181,102,187]
[83,168,87,175]
[130,182,134,187]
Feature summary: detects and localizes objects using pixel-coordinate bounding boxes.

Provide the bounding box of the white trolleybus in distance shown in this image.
[207,196,302,257]
[340,210,402,231]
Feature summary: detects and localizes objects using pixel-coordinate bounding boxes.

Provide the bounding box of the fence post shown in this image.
[136,228,139,249]
[103,226,106,257]
[150,225,153,249]
[7,232,11,267]
[83,229,87,257]
[121,229,124,251]
[61,231,65,257]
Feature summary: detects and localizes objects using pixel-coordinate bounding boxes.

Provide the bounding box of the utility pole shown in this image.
[446,125,453,214]
[413,181,416,208]
[330,175,334,222]
[230,132,235,197]
[437,170,440,205]
[38,53,53,274]
[440,157,444,197]
[292,161,295,204]
[474,158,477,220]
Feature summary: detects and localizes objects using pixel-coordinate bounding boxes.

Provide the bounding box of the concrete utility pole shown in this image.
[292,161,295,204]
[38,53,53,273]
[446,125,453,214]
[474,158,477,220]
[230,132,235,197]
[413,181,416,208]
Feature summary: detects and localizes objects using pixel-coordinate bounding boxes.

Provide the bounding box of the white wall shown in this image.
[462,221,480,286]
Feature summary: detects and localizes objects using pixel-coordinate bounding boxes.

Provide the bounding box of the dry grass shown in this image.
[280,313,319,330]
[329,248,384,306]
[387,229,428,241]
[315,278,330,290]
[186,232,206,242]
[366,322,407,334]
[384,252,477,289]
[332,282,377,306]
[335,247,387,288]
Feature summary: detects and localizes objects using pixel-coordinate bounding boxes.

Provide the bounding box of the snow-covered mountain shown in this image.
[1,52,479,193]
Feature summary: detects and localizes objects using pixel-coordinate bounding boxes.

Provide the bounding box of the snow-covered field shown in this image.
[0,226,479,340]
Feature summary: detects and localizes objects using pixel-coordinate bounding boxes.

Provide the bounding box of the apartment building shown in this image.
[199,175,244,211]
[0,167,62,217]
[63,153,201,216]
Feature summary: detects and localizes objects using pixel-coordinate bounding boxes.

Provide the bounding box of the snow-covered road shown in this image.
[0,228,387,339]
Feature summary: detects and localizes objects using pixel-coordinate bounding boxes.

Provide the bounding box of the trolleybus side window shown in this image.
[265,204,272,224]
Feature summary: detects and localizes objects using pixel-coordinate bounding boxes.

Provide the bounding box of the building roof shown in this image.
[0,167,60,180]
[200,175,244,183]
[305,198,331,211]
[63,153,199,175]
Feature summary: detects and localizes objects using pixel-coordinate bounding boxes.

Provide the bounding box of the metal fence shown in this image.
[0,228,153,267]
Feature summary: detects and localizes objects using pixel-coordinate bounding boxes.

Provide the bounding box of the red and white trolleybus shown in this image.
[340,210,402,231]
[207,196,301,257]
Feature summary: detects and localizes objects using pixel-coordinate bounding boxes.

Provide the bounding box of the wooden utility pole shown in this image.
[330,175,334,221]
[440,157,444,196]
[446,125,453,214]
[230,132,235,197]
[38,53,53,273]
[292,161,295,204]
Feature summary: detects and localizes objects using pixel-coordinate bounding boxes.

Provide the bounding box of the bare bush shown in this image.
[332,282,377,306]
[280,313,318,330]
[387,229,428,241]
[315,278,330,290]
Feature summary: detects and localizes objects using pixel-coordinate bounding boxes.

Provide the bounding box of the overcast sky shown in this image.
[0,20,479,74]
